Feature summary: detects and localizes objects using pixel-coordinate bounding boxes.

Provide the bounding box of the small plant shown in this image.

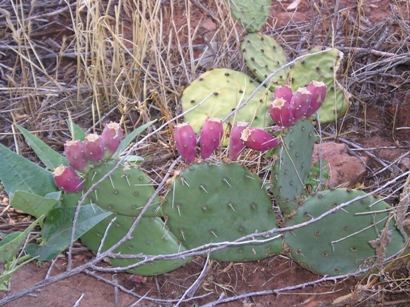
[170,80,406,276]
[1,79,405,278]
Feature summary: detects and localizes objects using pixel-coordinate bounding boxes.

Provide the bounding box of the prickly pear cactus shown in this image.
[227,0,272,33]
[287,48,349,122]
[181,68,271,133]
[162,163,282,261]
[84,161,160,217]
[241,33,288,86]
[81,215,188,276]
[284,189,406,276]
[271,120,316,216]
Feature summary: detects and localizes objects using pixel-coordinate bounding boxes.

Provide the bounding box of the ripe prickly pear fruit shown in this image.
[174,123,196,163]
[101,122,124,156]
[53,165,83,192]
[274,85,293,104]
[241,128,281,152]
[306,81,327,117]
[64,140,88,172]
[83,134,105,162]
[228,122,248,161]
[269,98,296,127]
[200,118,223,159]
[290,87,312,120]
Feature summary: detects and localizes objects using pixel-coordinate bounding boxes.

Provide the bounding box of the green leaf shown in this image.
[0,216,42,263]
[16,125,67,170]
[44,191,62,201]
[32,204,111,261]
[0,232,22,247]
[66,118,85,140]
[0,143,57,197]
[115,120,156,156]
[11,191,60,218]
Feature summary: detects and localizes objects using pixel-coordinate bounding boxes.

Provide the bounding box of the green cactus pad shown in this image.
[84,161,160,217]
[81,215,188,275]
[272,120,316,216]
[227,0,271,32]
[285,189,406,276]
[163,163,282,261]
[181,68,272,133]
[241,33,289,86]
[287,48,349,123]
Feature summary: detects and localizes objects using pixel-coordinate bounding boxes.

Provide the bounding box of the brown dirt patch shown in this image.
[1,255,355,306]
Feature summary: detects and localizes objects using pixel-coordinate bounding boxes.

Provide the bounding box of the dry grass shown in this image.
[0,0,409,305]
[0,0,240,152]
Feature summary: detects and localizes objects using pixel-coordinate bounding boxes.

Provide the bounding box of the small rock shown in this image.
[312,142,368,188]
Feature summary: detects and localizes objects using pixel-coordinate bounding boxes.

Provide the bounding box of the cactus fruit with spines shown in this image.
[174,123,196,163]
[162,163,283,261]
[228,122,248,160]
[53,165,83,193]
[305,81,327,117]
[101,122,124,157]
[284,189,406,276]
[64,140,88,172]
[271,119,316,216]
[84,160,160,217]
[241,33,289,86]
[289,88,312,120]
[83,134,105,162]
[269,97,295,127]
[181,68,272,133]
[227,0,271,33]
[200,118,224,159]
[81,215,189,276]
[241,127,281,152]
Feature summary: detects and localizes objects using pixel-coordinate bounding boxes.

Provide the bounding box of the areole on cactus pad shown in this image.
[181,68,272,133]
[284,189,406,276]
[84,160,160,217]
[162,162,283,262]
[81,215,189,276]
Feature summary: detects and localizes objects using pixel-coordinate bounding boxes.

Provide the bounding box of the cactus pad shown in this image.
[287,48,349,123]
[81,216,188,275]
[241,33,289,86]
[284,189,406,276]
[84,161,160,217]
[227,0,271,32]
[181,68,271,133]
[162,162,282,261]
[271,120,316,216]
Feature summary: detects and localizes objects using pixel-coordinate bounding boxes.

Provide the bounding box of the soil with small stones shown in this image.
[1,255,355,306]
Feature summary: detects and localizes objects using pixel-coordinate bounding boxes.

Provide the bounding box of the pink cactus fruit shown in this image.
[269,97,296,127]
[64,140,88,172]
[200,118,224,159]
[101,122,124,156]
[174,123,196,163]
[53,165,83,193]
[274,85,293,104]
[290,87,312,120]
[83,134,105,162]
[306,81,327,117]
[241,128,281,152]
[228,122,248,161]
